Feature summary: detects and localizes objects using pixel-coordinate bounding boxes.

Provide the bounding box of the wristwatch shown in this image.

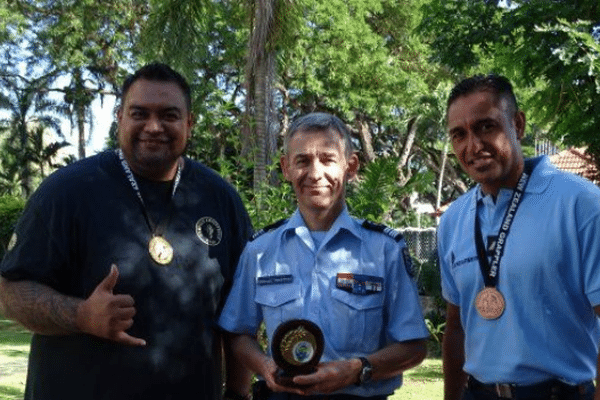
[355,356,373,386]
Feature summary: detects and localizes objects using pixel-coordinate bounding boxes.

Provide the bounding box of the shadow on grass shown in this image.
[0,318,31,347]
[405,359,443,381]
[0,384,23,400]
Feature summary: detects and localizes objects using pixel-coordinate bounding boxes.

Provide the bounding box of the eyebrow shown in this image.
[128,105,183,114]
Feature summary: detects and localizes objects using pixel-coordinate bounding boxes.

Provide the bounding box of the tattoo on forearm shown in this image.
[0,279,80,335]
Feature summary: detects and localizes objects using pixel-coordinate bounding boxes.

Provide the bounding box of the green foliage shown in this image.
[0,195,25,260]
[347,156,400,223]
[216,154,295,229]
[420,0,600,166]
[424,311,445,357]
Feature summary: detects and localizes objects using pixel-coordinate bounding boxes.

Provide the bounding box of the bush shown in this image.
[0,195,25,260]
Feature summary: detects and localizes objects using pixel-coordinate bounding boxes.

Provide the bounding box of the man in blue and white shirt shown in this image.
[439,74,600,400]
[219,112,429,400]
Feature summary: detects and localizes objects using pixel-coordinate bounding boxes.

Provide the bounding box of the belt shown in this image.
[467,375,593,399]
[268,394,387,400]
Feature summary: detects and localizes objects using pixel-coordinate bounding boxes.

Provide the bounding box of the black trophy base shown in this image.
[274,368,315,389]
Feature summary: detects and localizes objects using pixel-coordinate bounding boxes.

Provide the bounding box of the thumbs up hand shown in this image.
[76,264,146,346]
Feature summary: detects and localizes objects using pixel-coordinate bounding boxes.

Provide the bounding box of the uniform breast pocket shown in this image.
[326,289,384,353]
[255,283,302,336]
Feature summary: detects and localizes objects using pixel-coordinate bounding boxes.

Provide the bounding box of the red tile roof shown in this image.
[549,147,599,183]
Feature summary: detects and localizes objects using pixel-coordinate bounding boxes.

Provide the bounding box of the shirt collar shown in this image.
[475,155,550,203]
[283,207,360,243]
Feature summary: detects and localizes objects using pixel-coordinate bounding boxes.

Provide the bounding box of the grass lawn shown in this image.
[0,316,442,399]
[0,318,29,400]
[393,358,443,399]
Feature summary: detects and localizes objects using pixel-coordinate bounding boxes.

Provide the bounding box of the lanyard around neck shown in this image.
[116,149,182,234]
[474,165,531,287]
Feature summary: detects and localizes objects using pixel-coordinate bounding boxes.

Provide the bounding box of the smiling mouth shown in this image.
[469,157,493,168]
[140,138,170,145]
[305,186,328,193]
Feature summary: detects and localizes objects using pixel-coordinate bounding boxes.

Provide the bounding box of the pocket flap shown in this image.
[255,283,302,307]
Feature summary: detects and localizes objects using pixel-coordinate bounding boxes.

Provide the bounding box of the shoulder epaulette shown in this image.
[250,218,288,241]
[361,220,403,242]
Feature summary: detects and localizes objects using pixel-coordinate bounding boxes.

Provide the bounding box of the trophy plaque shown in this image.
[271,319,324,387]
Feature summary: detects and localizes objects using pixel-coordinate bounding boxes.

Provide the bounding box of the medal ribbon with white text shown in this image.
[474,164,532,318]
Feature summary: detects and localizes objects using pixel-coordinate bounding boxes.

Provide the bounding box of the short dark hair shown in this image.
[120,63,192,111]
[284,112,354,157]
[447,74,519,113]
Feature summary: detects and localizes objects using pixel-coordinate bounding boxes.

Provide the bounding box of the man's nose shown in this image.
[466,132,483,154]
[307,161,324,180]
[144,114,164,132]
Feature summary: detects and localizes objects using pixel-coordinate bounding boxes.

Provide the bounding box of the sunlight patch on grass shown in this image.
[391,358,443,400]
[0,318,29,400]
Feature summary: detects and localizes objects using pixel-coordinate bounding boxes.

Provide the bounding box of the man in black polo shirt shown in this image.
[0,63,252,399]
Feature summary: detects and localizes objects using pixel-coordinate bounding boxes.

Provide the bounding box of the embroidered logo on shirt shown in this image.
[196,217,222,246]
[257,274,294,285]
[336,273,383,295]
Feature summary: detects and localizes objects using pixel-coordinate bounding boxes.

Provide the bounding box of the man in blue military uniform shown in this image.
[439,74,600,400]
[0,63,252,399]
[219,112,429,400]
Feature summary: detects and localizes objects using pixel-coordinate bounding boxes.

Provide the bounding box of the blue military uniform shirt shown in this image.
[219,208,429,397]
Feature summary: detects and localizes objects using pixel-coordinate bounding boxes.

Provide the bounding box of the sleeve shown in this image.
[220,186,254,294]
[215,177,253,310]
[0,179,75,292]
[437,216,460,306]
[218,245,262,336]
[385,239,430,343]
[579,190,600,307]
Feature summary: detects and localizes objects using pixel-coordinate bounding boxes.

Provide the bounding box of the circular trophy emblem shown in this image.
[271,319,324,386]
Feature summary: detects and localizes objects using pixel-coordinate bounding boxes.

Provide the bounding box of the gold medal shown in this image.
[148,236,173,265]
[475,287,505,319]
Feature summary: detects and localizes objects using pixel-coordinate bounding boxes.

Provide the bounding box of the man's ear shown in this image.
[280,154,291,181]
[514,110,526,141]
[186,112,194,140]
[346,153,360,180]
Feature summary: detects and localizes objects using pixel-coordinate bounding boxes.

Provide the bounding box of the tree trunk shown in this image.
[436,136,449,225]
[398,116,419,183]
[253,53,268,189]
[246,0,278,193]
[77,102,86,159]
[18,120,31,198]
[356,116,376,163]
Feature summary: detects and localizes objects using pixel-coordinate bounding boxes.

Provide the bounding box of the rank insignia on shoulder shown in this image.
[361,220,403,242]
[250,218,288,241]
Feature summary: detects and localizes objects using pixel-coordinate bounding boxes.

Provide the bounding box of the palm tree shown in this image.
[0,72,65,197]
[244,0,296,192]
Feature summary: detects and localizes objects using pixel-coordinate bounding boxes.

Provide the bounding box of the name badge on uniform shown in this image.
[257,274,294,285]
[336,273,383,295]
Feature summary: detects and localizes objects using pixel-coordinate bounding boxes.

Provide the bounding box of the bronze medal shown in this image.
[475,287,505,319]
[149,236,173,265]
